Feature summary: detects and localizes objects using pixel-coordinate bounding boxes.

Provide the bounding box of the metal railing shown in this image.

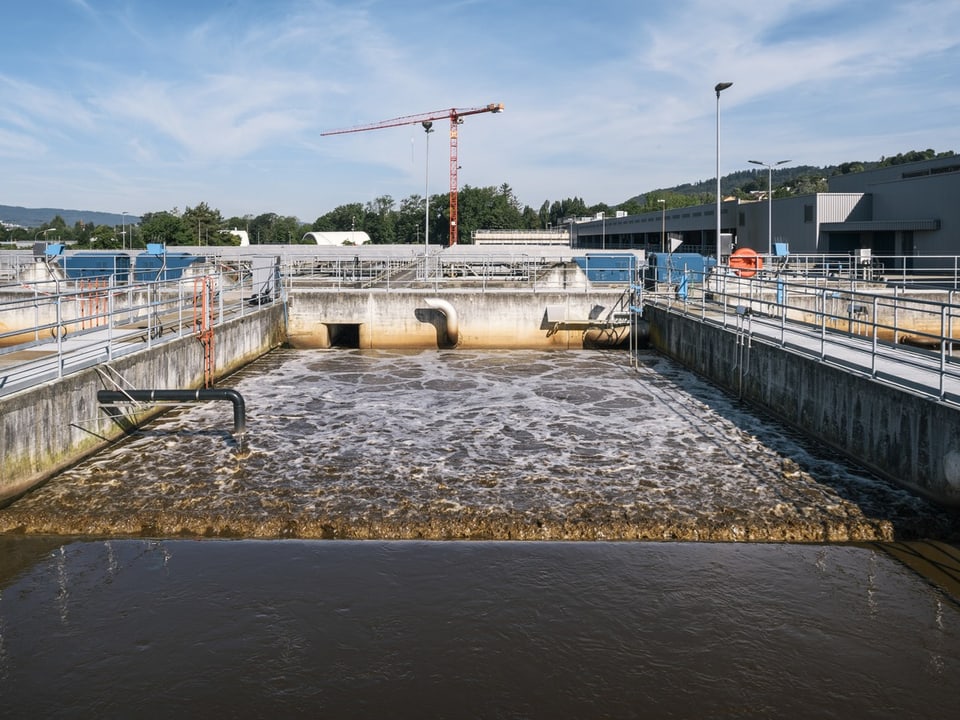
[0,266,266,397]
[280,251,625,292]
[725,252,960,288]
[645,264,960,405]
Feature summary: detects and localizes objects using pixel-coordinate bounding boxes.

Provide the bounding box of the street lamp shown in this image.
[600,211,606,249]
[658,199,666,253]
[748,159,790,255]
[121,211,127,250]
[715,82,733,257]
[35,227,57,244]
[422,121,434,256]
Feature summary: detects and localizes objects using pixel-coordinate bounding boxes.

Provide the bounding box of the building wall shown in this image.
[571,156,959,258]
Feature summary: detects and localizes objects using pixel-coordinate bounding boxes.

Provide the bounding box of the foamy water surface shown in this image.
[1,348,955,541]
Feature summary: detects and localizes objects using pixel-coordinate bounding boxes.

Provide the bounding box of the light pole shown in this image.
[658,199,665,253]
[422,121,433,256]
[748,159,790,255]
[715,82,732,257]
[35,227,57,244]
[600,212,605,249]
[121,211,127,250]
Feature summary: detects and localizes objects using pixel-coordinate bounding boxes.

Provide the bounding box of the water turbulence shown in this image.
[1,349,957,541]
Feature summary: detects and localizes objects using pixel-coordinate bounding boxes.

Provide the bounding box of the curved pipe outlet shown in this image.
[424,298,459,346]
[98,388,246,435]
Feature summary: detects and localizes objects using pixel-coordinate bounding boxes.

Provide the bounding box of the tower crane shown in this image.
[321,102,504,246]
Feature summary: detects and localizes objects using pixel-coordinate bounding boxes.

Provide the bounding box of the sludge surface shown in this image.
[2,348,957,541]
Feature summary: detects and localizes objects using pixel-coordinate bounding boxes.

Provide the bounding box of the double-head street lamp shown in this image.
[748,159,790,255]
[715,82,733,257]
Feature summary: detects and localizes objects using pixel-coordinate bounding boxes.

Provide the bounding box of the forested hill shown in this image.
[625,149,956,206]
[0,205,136,228]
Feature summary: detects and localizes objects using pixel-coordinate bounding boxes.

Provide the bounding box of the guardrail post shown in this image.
[941,303,948,400]
[107,277,116,360]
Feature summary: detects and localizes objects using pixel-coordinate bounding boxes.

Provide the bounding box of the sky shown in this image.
[1,0,958,223]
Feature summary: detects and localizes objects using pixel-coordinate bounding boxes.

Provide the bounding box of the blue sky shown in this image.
[1,0,958,222]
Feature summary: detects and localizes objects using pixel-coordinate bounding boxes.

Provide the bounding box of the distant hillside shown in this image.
[625,149,956,206]
[0,204,139,228]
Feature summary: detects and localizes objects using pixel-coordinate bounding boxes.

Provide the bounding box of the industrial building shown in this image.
[570,155,959,266]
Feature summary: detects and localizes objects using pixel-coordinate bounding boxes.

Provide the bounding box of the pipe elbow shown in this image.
[424,297,459,346]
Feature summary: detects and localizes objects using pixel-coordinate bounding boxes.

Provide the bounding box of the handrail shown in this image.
[0,266,267,398]
[643,265,960,406]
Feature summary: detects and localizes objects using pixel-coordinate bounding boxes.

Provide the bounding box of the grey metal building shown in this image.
[570,155,958,262]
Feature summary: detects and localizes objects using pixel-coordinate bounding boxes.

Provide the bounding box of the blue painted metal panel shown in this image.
[573,254,640,282]
[646,253,716,284]
[62,253,131,283]
[134,252,201,281]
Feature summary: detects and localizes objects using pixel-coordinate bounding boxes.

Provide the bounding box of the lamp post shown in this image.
[658,199,665,253]
[748,159,790,255]
[600,211,606,249]
[121,211,128,250]
[422,121,434,256]
[35,227,57,244]
[715,82,732,257]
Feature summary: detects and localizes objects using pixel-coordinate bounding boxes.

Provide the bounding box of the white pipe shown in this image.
[424,297,459,345]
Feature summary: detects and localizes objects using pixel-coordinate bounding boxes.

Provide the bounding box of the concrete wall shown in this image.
[645,303,960,507]
[0,304,286,505]
[286,290,631,349]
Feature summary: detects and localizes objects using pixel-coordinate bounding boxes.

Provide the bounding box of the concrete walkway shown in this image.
[668,301,960,405]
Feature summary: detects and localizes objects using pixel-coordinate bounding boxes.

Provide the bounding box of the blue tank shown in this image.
[573,253,641,282]
[134,249,202,281]
[62,253,131,283]
[646,253,716,284]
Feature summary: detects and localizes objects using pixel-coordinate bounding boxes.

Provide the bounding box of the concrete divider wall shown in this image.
[644,304,960,507]
[285,290,628,349]
[0,304,286,505]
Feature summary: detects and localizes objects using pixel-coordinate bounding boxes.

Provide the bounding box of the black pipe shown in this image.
[97,388,245,435]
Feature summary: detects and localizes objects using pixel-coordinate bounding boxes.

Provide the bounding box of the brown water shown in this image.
[1,348,959,717]
[0,538,957,718]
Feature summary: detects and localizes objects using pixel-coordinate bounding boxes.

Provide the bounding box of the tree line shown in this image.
[3,148,951,249]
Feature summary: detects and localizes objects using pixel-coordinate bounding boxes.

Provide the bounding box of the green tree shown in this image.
[312,203,365,234]
[140,211,190,247]
[520,205,540,229]
[273,215,305,244]
[395,195,425,244]
[363,195,396,244]
[181,202,224,246]
[538,200,551,228]
[89,224,120,249]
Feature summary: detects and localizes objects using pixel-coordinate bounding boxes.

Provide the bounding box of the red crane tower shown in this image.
[321,102,504,246]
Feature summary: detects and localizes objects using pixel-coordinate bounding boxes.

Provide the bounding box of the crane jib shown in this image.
[320,103,504,246]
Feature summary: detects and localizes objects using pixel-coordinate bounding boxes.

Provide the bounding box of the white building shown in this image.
[302,231,371,246]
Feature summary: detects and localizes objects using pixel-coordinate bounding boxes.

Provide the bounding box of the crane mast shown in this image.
[322,102,504,245]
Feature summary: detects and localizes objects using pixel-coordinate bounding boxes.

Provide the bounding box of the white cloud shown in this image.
[0,0,958,218]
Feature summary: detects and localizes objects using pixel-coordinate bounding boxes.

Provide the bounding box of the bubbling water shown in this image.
[1,348,956,541]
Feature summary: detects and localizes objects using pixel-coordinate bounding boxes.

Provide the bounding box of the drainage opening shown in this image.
[327,323,361,348]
